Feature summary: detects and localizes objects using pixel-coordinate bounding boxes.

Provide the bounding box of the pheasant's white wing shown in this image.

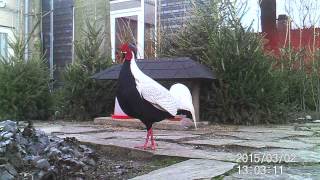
[130,56,178,116]
[139,82,178,116]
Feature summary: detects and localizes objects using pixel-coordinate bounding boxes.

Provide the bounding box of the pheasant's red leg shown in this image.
[144,129,152,149]
[134,129,151,150]
[150,128,157,150]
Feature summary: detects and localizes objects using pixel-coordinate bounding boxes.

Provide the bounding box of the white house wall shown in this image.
[0,0,22,56]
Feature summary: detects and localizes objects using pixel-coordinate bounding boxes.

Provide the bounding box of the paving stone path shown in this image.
[34,120,320,180]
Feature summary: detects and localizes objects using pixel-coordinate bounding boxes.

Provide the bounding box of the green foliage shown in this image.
[62,20,115,120]
[308,52,320,112]
[277,48,320,116]
[160,0,288,124]
[0,35,52,120]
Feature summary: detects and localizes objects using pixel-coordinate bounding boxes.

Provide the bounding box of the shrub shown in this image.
[0,35,52,120]
[159,0,288,124]
[275,45,320,119]
[62,20,115,120]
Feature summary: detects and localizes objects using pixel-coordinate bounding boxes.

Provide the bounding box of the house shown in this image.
[0,0,40,59]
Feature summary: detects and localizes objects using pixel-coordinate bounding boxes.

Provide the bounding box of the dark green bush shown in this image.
[275,46,320,119]
[0,36,52,120]
[62,20,115,120]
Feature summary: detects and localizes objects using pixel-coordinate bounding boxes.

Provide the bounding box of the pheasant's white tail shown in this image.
[169,83,197,129]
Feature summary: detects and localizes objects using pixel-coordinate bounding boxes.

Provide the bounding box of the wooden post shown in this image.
[192,81,200,121]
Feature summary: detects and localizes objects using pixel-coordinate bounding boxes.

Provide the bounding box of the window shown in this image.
[0,32,8,58]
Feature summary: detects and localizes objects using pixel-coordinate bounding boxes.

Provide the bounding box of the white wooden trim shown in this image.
[110,0,133,4]
[0,27,14,56]
[137,0,144,59]
[111,7,141,16]
[111,17,116,60]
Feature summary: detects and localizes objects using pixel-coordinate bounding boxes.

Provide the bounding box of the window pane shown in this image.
[115,16,138,49]
[144,0,156,58]
[0,33,8,58]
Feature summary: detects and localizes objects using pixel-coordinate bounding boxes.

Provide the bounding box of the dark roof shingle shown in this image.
[92,57,216,80]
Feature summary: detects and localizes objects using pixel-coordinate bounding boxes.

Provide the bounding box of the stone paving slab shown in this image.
[94,117,185,130]
[33,125,65,134]
[301,123,320,126]
[155,130,201,136]
[34,123,108,134]
[77,130,200,141]
[54,126,107,134]
[236,126,293,133]
[94,117,209,130]
[213,131,294,141]
[279,130,315,136]
[237,128,315,137]
[154,142,239,162]
[51,127,201,141]
[103,131,146,139]
[55,133,139,147]
[295,123,320,132]
[183,139,315,150]
[156,134,200,141]
[295,137,320,144]
[233,139,315,150]
[55,133,99,143]
[183,139,245,146]
[130,159,236,180]
[224,165,320,180]
[314,146,320,152]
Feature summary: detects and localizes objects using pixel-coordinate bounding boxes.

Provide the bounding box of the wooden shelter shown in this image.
[92,57,216,121]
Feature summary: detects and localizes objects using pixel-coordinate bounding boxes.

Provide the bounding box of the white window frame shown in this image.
[0,32,8,58]
[110,0,146,60]
[0,26,14,58]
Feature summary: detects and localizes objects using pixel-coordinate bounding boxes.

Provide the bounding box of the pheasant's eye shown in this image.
[121,52,126,59]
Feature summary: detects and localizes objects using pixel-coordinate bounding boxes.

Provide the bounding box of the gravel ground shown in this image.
[0,120,184,180]
[85,145,185,180]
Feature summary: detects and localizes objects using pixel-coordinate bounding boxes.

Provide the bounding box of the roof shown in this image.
[92,57,216,81]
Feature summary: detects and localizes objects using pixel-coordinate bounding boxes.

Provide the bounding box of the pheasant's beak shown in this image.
[116,51,126,64]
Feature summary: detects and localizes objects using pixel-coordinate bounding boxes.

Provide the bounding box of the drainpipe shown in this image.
[137,0,145,59]
[50,0,54,80]
[154,0,157,58]
[16,0,20,32]
[24,0,29,61]
[72,5,75,63]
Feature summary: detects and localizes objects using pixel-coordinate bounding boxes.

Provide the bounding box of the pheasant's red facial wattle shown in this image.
[119,43,133,62]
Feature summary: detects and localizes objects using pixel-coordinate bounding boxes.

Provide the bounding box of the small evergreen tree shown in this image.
[62,20,115,120]
[0,34,52,120]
